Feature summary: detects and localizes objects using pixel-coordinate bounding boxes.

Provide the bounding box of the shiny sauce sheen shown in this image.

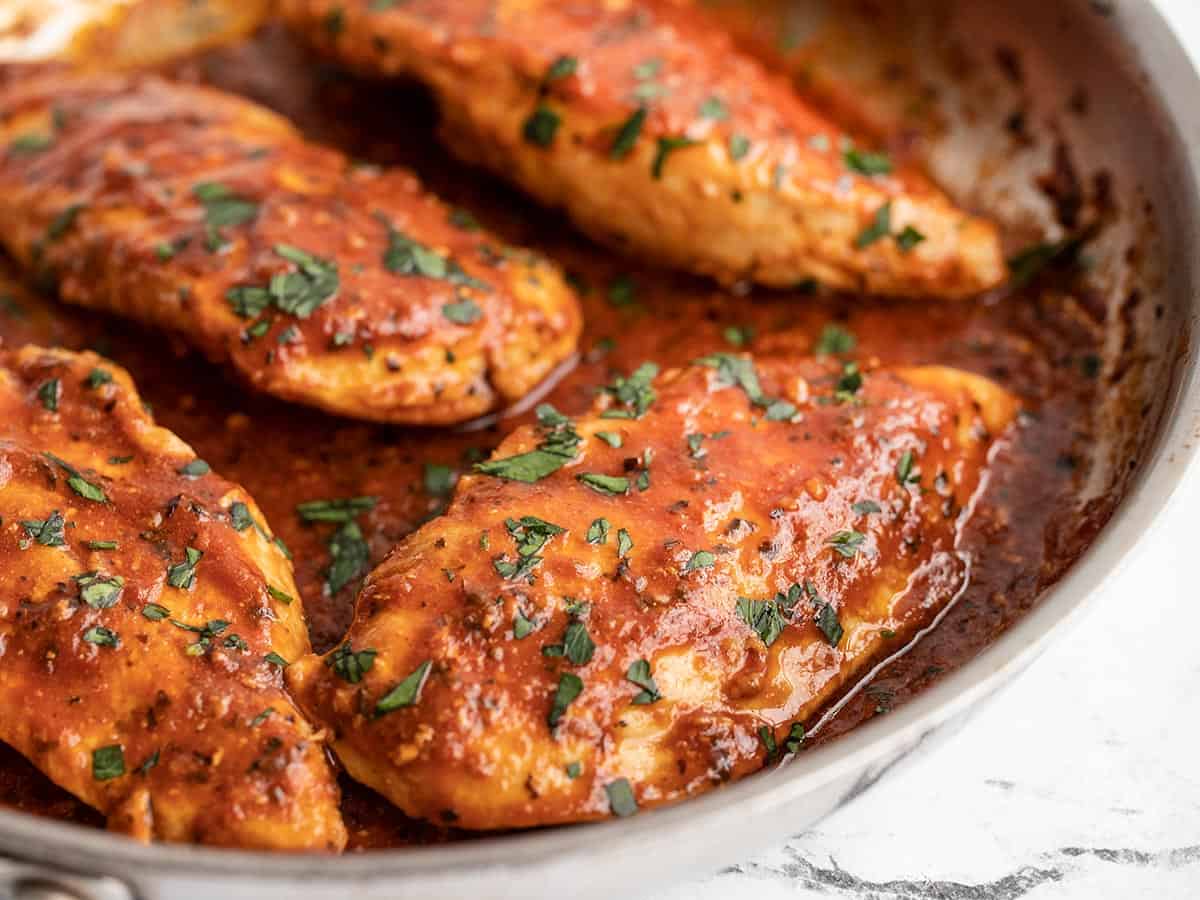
[0,27,1113,850]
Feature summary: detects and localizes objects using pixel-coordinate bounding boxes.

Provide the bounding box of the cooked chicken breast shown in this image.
[0,74,582,424]
[288,354,1018,829]
[0,345,345,850]
[280,0,1005,298]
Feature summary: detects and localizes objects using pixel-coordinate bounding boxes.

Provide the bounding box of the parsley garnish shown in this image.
[229,501,256,531]
[513,611,537,639]
[699,96,728,120]
[587,518,610,544]
[616,528,633,558]
[505,516,565,557]
[92,745,124,781]
[548,672,583,728]
[442,299,483,325]
[600,362,658,419]
[77,572,123,609]
[382,224,489,290]
[610,107,647,159]
[85,540,118,551]
[896,226,926,253]
[326,521,370,595]
[814,324,857,355]
[9,133,53,155]
[296,496,378,523]
[376,660,432,715]
[729,134,751,161]
[652,136,698,179]
[595,431,623,448]
[43,453,107,503]
[895,450,919,486]
[21,510,65,547]
[683,550,714,572]
[271,244,339,316]
[83,626,119,648]
[86,368,112,389]
[852,500,882,515]
[423,463,455,499]
[815,600,844,646]
[855,201,892,248]
[523,107,561,147]
[327,643,377,683]
[475,404,580,483]
[545,55,578,83]
[736,596,786,647]
[577,473,629,495]
[605,778,638,817]
[827,530,866,558]
[264,651,289,667]
[142,603,170,621]
[844,148,893,176]
[166,547,202,590]
[626,659,661,704]
[36,378,60,411]
[178,459,210,478]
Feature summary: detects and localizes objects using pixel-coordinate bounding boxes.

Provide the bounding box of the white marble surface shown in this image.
[653,2,1200,897]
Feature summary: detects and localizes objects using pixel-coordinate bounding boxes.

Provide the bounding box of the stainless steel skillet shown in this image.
[1,0,1198,897]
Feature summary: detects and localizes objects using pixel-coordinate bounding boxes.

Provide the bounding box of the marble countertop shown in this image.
[654,2,1200,897]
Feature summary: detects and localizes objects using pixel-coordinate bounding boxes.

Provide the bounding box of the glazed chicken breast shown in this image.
[0,345,345,850]
[0,73,581,424]
[287,354,1019,829]
[281,0,1005,298]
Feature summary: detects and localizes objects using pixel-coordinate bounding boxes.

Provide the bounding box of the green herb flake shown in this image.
[827,530,866,559]
[610,107,647,160]
[36,378,60,411]
[736,596,786,647]
[626,659,661,704]
[85,539,118,551]
[77,572,124,609]
[513,611,536,639]
[45,203,85,242]
[92,745,125,781]
[442,299,483,325]
[815,601,844,646]
[895,226,926,253]
[9,132,53,155]
[683,550,715,572]
[562,620,595,666]
[166,547,203,590]
[729,134,751,161]
[296,496,378,523]
[595,431,623,448]
[577,473,629,496]
[651,136,698,179]
[326,521,370,595]
[699,96,728,120]
[474,404,580,483]
[267,585,294,605]
[177,459,210,478]
[83,626,119,648]
[895,450,918,486]
[814,324,857,356]
[545,55,579,83]
[599,361,658,419]
[547,672,584,728]
[327,642,377,683]
[605,778,638,817]
[587,518,610,545]
[616,528,633,558]
[229,501,256,532]
[844,147,893,176]
[270,244,340,318]
[21,510,66,547]
[566,761,583,779]
[522,106,561,148]
[265,651,289,667]
[376,659,433,715]
[854,201,892,249]
[192,181,258,229]
[86,368,112,389]
[142,603,170,621]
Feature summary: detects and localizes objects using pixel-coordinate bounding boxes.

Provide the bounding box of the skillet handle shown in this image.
[0,858,134,900]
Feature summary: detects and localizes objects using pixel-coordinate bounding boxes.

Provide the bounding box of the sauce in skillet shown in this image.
[0,26,1117,849]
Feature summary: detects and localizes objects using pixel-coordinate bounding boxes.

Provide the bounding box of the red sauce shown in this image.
[0,26,1119,850]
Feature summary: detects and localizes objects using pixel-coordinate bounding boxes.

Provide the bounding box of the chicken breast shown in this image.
[0,73,582,424]
[287,354,1019,829]
[0,344,346,850]
[280,0,1005,298]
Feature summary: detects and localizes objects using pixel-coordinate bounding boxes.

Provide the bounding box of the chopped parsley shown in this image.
[44,453,107,503]
[475,404,580,483]
[587,518,610,544]
[626,659,661,704]
[844,147,893,176]
[895,226,926,253]
[296,496,378,523]
[729,134,751,161]
[605,778,638,817]
[442,299,483,325]
[229,501,256,532]
[264,651,289,667]
[376,660,432,715]
[142,603,170,621]
[1007,236,1085,289]
[577,473,629,495]
[595,431,623,448]
[616,528,633,558]
[827,530,866,559]
[192,181,258,235]
[77,572,123,609]
[326,521,370,595]
[21,510,66,547]
[36,378,60,411]
[683,550,715,572]
[382,224,488,290]
[267,585,294,605]
[177,459,210,478]
[599,362,658,419]
[513,611,537,639]
[226,245,338,320]
[92,745,125,781]
[699,96,728,120]
[610,107,647,160]
[855,201,892,249]
[895,450,919,486]
[547,672,583,728]
[522,106,561,147]
[423,463,456,499]
[736,596,786,647]
[327,643,377,683]
[45,203,84,243]
[814,324,857,356]
[9,132,53,155]
[652,136,698,179]
[852,500,882,515]
[505,515,565,557]
[544,55,579,83]
[86,368,112,389]
[815,600,844,646]
[85,540,118,551]
[165,547,203,590]
[83,626,119,648]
